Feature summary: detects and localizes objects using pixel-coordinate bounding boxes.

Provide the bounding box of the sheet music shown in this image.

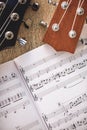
[15,42,87,130]
[0,61,46,130]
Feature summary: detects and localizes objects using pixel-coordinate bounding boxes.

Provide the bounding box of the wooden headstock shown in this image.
[43,0,87,53]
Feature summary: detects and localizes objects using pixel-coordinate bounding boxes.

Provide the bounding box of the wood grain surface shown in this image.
[0,0,59,64]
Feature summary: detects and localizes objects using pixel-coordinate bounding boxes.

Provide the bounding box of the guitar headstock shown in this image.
[43,0,87,53]
[0,0,31,51]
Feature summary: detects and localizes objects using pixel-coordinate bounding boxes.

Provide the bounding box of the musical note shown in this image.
[15,120,41,130]
[45,92,87,120]
[21,48,87,82]
[0,82,21,96]
[50,106,87,128]
[0,100,30,118]
[0,92,26,109]
[60,117,87,130]
[29,59,87,91]
[0,72,17,86]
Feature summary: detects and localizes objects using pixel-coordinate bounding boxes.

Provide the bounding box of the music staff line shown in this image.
[25,55,87,82]
[0,72,17,86]
[16,120,41,130]
[0,92,26,109]
[59,117,87,130]
[29,59,87,91]
[21,48,87,75]
[50,106,87,128]
[0,82,21,96]
[0,100,30,118]
[36,70,87,99]
[44,92,87,120]
[20,52,63,74]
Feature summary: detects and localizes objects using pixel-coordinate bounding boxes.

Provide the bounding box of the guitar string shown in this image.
[0,1,19,32]
[0,0,8,16]
[52,0,73,30]
[0,1,19,46]
[0,37,5,46]
[58,0,72,26]
[71,0,85,31]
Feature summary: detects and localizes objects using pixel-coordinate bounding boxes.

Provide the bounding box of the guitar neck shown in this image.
[43,0,87,53]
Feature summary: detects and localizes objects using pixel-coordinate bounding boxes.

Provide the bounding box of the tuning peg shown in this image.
[39,20,48,28]
[48,0,58,6]
[17,38,27,45]
[29,2,40,11]
[22,18,32,29]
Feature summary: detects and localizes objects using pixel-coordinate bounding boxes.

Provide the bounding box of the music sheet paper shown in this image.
[0,61,46,130]
[14,42,87,130]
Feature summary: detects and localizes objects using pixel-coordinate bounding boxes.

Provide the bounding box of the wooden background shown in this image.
[0,0,59,64]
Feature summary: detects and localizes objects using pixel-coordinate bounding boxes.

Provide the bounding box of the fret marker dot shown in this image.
[69,30,77,39]
[77,7,84,16]
[61,1,68,9]
[52,23,59,32]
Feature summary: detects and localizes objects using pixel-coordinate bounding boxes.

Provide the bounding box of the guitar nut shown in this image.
[5,31,14,40]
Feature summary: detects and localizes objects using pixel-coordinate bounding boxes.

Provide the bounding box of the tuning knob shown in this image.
[39,20,48,28]
[48,0,58,6]
[17,38,27,45]
[29,2,40,11]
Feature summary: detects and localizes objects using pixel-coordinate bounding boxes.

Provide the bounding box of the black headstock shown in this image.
[0,0,31,51]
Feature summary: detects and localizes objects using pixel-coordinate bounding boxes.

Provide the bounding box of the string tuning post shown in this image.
[29,2,40,11]
[17,38,27,45]
[52,23,59,32]
[61,1,68,9]
[69,30,77,39]
[39,20,48,28]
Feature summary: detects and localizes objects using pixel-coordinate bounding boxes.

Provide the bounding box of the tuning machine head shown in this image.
[39,20,48,28]
[17,38,27,45]
[48,0,58,6]
[29,2,40,11]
